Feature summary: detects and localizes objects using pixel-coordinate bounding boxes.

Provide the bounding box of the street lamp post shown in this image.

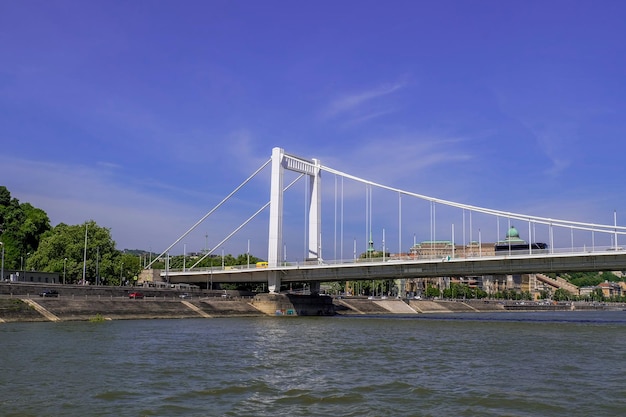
[96,247,100,286]
[21,252,30,281]
[221,248,224,270]
[63,258,67,284]
[0,242,4,283]
[82,224,88,285]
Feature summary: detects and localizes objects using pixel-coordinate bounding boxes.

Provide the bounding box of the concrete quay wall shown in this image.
[0,297,266,323]
[2,295,622,323]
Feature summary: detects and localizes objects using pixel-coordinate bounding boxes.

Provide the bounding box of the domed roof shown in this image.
[506,226,520,239]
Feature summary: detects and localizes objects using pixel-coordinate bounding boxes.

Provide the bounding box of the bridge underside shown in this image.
[162,252,626,287]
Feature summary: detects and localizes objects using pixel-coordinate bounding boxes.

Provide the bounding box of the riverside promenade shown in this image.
[1,291,622,323]
[3,281,623,322]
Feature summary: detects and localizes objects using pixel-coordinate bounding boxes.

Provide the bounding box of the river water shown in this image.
[1,311,626,417]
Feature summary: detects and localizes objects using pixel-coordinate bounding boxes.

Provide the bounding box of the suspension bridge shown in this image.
[146,147,626,294]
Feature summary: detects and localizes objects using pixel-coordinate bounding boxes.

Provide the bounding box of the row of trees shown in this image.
[1,186,267,287]
[328,279,626,303]
[0,187,140,285]
[27,220,140,285]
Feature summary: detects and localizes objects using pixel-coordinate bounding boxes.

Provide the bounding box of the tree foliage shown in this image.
[29,220,122,284]
[0,186,51,269]
[425,285,440,298]
[553,288,573,301]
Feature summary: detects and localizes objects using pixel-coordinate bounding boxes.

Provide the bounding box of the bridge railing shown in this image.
[162,245,625,273]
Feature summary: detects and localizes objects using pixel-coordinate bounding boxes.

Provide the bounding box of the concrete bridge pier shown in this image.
[268,271,281,294]
[308,281,320,295]
[252,293,334,316]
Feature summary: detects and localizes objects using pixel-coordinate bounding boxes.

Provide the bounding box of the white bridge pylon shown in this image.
[268,147,321,293]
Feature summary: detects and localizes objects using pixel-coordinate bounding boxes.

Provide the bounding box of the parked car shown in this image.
[179,293,191,299]
[128,292,144,299]
[39,290,59,297]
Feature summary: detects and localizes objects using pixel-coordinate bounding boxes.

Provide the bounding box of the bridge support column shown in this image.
[268,147,284,271]
[267,147,322,293]
[308,158,321,262]
[267,271,281,294]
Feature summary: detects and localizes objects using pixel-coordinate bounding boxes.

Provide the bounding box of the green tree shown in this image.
[425,284,440,298]
[553,288,572,301]
[234,253,263,267]
[119,252,142,286]
[566,272,604,287]
[0,186,10,206]
[0,186,51,269]
[590,288,604,302]
[29,220,119,284]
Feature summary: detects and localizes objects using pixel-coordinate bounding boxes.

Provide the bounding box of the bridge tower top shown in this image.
[268,146,321,269]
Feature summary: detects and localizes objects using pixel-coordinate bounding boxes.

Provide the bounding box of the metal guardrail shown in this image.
[160,248,626,285]
[164,245,626,273]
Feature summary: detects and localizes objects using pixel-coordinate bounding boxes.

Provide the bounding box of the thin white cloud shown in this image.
[340,108,398,128]
[96,161,122,170]
[532,126,574,178]
[323,82,406,121]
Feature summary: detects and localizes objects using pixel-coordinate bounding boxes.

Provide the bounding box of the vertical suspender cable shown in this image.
[341,176,344,261]
[433,202,436,248]
[528,221,532,254]
[334,174,337,261]
[462,209,466,256]
[365,185,369,258]
[614,210,618,249]
[369,185,373,256]
[497,216,500,245]
[304,174,308,261]
[469,210,473,249]
[398,192,402,256]
[508,217,511,255]
[550,222,554,254]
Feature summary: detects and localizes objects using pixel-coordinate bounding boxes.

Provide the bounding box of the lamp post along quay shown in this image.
[0,242,4,282]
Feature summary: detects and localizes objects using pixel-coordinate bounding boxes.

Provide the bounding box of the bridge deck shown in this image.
[161,251,626,285]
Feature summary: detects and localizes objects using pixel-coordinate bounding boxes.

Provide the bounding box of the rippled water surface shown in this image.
[2,311,626,416]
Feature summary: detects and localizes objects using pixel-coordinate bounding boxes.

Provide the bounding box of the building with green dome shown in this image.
[495,226,548,253]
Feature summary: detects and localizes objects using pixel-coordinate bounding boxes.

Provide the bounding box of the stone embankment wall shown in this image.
[2,290,622,323]
[0,296,265,322]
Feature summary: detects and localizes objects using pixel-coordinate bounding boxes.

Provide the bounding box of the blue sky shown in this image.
[2,0,626,259]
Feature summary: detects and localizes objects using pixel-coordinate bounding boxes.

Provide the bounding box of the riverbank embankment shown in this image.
[1,292,623,322]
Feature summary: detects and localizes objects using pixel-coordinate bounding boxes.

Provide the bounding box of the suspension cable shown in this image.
[188,173,305,269]
[146,158,272,269]
[320,164,626,235]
